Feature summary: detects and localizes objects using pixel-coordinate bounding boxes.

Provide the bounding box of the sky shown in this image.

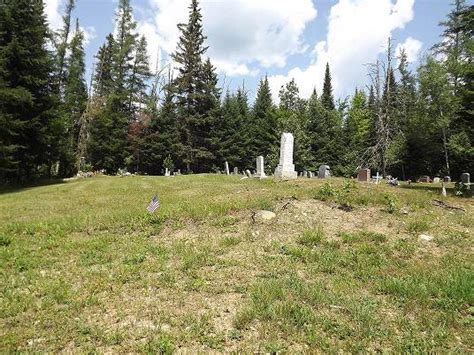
[44,0,460,102]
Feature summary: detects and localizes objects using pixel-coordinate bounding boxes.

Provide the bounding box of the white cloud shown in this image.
[45,0,63,30]
[396,36,423,63]
[140,0,317,76]
[268,0,416,101]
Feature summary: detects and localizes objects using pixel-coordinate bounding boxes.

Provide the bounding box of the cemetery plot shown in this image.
[0,175,472,352]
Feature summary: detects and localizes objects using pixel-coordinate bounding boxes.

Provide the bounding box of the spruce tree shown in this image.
[0,0,58,181]
[63,19,88,172]
[248,76,278,169]
[54,0,75,93]
[171,0,216,172]
[321,62,335,110]
[128,35,152,117]
[93,34,115,99]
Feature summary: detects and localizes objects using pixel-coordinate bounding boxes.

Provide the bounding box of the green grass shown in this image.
[0,175,472,352]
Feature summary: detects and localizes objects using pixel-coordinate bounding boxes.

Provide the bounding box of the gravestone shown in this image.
[274,133,297,180]
[443,176,451,183]
[225,161,230,175]
[245,169,252,177]
[357,168,370,182]
[461,173,470,184]
[418,176,431,183]
[165,168,170,177]
[255,156,267,179]
[233,167,238,175]
[309,172,314,178]
[318,165,330,179]
[433,177,441,184]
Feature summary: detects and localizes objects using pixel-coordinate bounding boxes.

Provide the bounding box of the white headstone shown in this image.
[245,169,252,177]
[318,165,331,179]
[255,156,267,179]
[165,168,170,177]
[274,133,297,180]
[233,167,238,175]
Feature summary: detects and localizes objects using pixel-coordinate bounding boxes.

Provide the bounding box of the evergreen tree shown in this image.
[54,0,75,92]
[93,34,115,99]
[128,35,152,117]
[248,76,278,169]
[61,19,88,175]
[321,62,335,110]
[171,0,217,172]
[0,0,58,181]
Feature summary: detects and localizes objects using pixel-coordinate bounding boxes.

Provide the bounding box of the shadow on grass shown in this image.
[0,179,69,195]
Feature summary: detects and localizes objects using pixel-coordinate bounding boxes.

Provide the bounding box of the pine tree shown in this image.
[63,19,88,173]
[248,76,278,169]
[171,0,217,172]
[93,34,115,99]
[54,0,75,92]
[128,35,151,117]
[0,0,58,181]
[321,62,335,110]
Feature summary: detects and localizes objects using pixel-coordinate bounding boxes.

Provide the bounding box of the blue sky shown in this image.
[45,0,459,101]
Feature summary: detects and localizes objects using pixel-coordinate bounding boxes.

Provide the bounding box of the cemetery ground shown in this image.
[0,175,472,353]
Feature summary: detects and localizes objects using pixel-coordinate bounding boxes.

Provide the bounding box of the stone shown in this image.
[443,176,451,183]
[255,210,276,222]
[418,176,431,183]
[357,168,370,182]
[255,156,267,179]
[419,234,434,242]
[165,168,171,177]
[318,165,331,179]
[233,167,238,175]
[461,173,470,184]
[245,169,252,177]
[374,172,382,184]
[274,133,297,180]
[225,161,230,175]
[433,177,441,184]
[310,172,315,178]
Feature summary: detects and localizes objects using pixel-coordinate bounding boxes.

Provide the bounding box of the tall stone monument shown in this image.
[274,133,297,180]
[255,156,267,179]
[225,161,230,175]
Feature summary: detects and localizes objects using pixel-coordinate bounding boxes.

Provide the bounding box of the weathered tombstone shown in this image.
[225,161,230,175]
[357,168,370,182]
[233,167,238,175]
[245,169,252,177]
[374,172,382,184]
[165,168,170,177]
[274,133,297,180]
[418,176,431,183]
[255,156,267,179]
[433,177,441,184]
[318,165,331,179]
[461,173,470,184]
[309,172,315,178]
[443,176,451,183]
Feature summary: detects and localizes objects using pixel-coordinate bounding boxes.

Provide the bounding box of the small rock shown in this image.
[419,234,434,242]
[258,210,276,220]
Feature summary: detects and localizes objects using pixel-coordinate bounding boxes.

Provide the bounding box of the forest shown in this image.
[0,0,472,183]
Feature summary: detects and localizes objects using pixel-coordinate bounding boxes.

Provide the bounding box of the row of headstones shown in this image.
[165,168,182,177]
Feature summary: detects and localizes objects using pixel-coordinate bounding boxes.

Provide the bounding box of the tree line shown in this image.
[0,0,472,183]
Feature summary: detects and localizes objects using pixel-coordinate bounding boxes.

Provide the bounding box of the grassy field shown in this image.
[1,175,473,352]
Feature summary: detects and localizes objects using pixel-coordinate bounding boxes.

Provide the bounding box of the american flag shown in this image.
[147,195,160,213]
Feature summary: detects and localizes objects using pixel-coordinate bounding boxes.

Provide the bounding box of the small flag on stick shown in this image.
[147,195,160,213]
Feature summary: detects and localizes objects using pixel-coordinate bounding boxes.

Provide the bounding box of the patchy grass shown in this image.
[0,175,472,352]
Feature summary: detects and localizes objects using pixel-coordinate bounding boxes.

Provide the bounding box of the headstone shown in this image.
[461,173,470,184]
[225,161,230,175]
[255,156,267,179]
[274,133,297,180]
[442,182,447,197]
[245,169,252,177]
[233,167,238,175]
[357,168,370,182]
[433,177,441,184]
[374,172,383,184]
[309,172,314,178]
[443,176,451,183]
[165,168,170,177]
[418,176,431,183]
[318,165,331,179]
